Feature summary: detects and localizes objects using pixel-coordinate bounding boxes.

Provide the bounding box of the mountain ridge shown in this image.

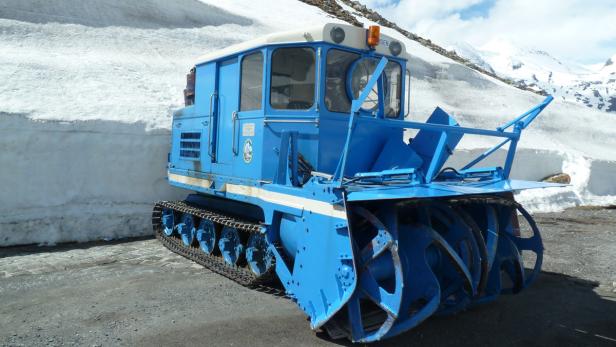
[298,0,548,95]
[299,0,615,113]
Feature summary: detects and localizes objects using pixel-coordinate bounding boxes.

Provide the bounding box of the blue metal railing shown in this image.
[332,56,554,186]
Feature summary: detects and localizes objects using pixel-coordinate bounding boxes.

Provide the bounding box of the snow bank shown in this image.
[1,0,614,246]
[0,113,186,245]
[0,0,252,28]
[0,0,340,246]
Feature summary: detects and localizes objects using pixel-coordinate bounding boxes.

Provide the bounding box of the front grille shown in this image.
[180,132,201,160]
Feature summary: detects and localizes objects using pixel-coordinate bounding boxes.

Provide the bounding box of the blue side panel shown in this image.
[317,116,347,174]
[318,115,405,176]
[262,122,319,181]
[345,125,402,176]
[370,136,423,172]
[346,179,567,202]
[235,115,264,180]
[171,106,211,173]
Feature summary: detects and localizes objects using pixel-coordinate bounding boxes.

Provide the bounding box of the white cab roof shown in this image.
[195,23,408,65]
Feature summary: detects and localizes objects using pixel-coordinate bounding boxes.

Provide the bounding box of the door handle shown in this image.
[208,92,217,159]
[232,111,239,155]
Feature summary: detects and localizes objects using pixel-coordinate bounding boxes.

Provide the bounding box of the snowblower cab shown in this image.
[155,23,561,342]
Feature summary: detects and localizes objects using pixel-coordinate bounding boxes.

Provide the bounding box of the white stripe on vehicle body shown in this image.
[168,173,347,219]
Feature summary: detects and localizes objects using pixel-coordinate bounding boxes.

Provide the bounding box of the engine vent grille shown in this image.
[180,132,201,160]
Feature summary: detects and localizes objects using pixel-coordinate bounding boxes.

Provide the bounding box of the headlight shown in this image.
[330,26,345,44]
[389,41,402,56]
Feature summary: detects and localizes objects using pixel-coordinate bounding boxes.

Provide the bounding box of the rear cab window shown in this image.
[240,52,264,111]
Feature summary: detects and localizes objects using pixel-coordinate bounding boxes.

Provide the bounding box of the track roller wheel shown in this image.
[246,233,274,276]
[218,226,244,265]
[177,213,196,246]
[161,208,175,236]
[196,219,217,255]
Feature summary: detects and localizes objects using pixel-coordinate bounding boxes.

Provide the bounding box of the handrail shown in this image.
[208,92,217,160]
[497,95,553,131]
[231,111,238,155]
[462,95,553,175]
[353,116,519,139]
[461,138,511,171]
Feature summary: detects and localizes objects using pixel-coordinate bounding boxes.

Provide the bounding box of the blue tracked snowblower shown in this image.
[152,24,560,342]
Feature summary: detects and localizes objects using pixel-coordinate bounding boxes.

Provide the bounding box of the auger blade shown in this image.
[339,202,493,342]
[421,204,488,315]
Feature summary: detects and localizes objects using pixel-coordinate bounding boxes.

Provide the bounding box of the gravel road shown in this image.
[1,207,615,346]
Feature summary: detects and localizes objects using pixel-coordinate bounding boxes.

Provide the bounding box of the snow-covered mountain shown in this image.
[449,40,616,113]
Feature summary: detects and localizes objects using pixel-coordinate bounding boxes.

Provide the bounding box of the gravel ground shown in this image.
[1,207,615,346]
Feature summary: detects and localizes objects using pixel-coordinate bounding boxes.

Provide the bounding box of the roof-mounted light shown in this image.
[389,41,402,56]
[367,25,380,48]
[330,26,345,44]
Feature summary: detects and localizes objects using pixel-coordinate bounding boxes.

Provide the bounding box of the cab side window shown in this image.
[270,47,315,110]
[240,52,264,111]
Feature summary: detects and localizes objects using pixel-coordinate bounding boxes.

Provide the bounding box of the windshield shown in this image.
[325,49,402,117]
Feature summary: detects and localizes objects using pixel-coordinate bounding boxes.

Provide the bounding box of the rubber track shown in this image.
[152,201,283,296]
[152,195,525,299]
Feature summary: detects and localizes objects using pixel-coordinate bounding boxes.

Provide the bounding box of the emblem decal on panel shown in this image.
[243,139,253,163]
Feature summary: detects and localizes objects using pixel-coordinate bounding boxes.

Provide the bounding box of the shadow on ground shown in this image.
[0,236,153,258]
[1,237,614,346]
[138,271,616,347]
[314,272,616,347]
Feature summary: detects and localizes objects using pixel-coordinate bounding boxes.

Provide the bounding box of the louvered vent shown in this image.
[180,132,201,160]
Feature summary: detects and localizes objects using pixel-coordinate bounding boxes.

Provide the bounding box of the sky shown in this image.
[358,0,616,65]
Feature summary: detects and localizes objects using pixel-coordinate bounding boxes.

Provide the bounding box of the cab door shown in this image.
[213,58,240,174]
[190,62,217,173]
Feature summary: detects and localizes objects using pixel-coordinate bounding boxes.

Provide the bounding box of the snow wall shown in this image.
[0,0,342,246]
[1,0,615,246]
[0,114,185,245]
